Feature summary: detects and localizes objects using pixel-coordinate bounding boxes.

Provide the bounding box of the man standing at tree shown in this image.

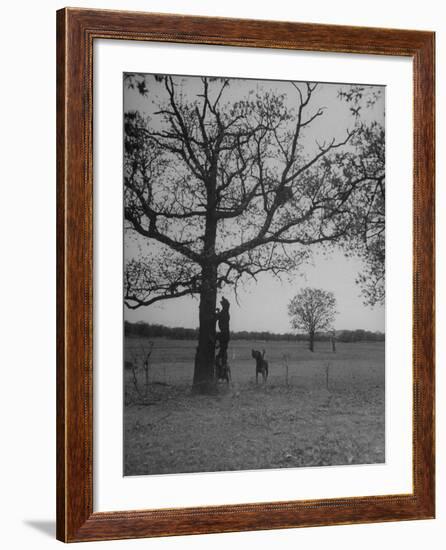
[216,297,230,378]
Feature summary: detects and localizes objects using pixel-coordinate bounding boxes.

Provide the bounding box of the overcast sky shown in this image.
[124,74,385,333]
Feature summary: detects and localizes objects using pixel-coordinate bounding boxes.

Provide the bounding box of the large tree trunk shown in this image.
[192,166,219,393]
[309,331,315,352]
[192,266,218,393]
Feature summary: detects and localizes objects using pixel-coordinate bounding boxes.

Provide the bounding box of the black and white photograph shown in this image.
[123,72,385,476]
[0,0,441,546]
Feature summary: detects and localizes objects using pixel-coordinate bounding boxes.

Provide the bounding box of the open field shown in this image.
[124,338,385,476]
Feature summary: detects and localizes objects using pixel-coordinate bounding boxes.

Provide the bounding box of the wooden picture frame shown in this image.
[56,7,435,542]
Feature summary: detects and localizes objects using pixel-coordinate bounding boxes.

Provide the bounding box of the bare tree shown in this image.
[124,75,369,392]
[288,288,337,352]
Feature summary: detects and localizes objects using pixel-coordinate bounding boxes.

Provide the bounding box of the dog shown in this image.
[215,354,231,384]
[251,349,268,384]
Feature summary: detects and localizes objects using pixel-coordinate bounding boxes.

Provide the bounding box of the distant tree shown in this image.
[288,288,337,352]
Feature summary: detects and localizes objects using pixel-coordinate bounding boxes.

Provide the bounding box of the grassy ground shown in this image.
[124,339,385,475]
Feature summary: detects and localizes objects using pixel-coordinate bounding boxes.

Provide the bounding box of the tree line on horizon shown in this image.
[124,320,384,343]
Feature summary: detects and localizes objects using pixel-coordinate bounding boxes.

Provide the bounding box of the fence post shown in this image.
[283,353,290,387]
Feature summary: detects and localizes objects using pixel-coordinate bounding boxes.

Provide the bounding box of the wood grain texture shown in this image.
[56,7,435,542]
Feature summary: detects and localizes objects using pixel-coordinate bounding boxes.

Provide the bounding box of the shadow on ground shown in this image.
[23,520,55,538]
